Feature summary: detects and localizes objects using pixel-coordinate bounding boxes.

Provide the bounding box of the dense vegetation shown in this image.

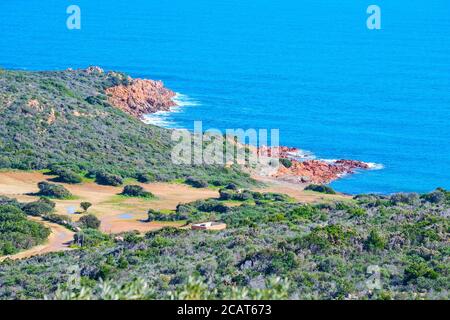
[0,203,50,256]
[0,188,448,300]
[0,69,256,188]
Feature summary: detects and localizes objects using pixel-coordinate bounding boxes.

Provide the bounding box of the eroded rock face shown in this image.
[105,78,177,119]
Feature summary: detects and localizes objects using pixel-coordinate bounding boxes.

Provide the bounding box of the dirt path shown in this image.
[0,217,74,262]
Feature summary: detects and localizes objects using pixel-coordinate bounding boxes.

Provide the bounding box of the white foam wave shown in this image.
[173,93,199,107]
[318,159,384,170]
[286,149,316,161]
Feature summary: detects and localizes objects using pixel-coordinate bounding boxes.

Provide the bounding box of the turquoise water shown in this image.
[1,0,449,194]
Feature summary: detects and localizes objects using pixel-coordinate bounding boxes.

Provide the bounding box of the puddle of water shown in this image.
[66,206,76,214]
[118,213,134,220]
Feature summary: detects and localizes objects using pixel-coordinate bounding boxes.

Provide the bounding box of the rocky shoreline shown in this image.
[96,67,374,186]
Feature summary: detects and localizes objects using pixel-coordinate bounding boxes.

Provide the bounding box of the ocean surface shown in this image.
[1,0,449,194]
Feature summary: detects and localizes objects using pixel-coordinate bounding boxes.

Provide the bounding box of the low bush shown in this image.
[49,167,82,184]
[147,209,188,222]
[95,172,123,186]
[22,198,55,216]
[304,184,336,194]
[79,214,101,229]
[0,205,50,255]
[73,228,110,247]
[185,177,208,188]
[280,158,293,168]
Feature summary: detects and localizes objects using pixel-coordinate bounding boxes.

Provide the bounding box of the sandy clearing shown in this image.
[0,217,74,262]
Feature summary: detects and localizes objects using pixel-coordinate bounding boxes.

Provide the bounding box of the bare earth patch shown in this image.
[0,170,348,259]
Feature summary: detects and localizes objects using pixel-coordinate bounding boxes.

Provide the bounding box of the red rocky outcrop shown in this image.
[105,78,177,119]
[257,146,370,184]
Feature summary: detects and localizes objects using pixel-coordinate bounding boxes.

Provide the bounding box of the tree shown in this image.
[79,214,101,229]
[80,202,92,212]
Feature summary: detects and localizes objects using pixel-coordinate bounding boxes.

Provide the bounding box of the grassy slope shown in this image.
[0,69,255,186]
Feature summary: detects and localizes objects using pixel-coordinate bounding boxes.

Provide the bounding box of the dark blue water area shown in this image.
[1,0,449,194]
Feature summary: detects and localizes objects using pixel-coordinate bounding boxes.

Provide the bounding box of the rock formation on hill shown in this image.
[256,146,371,184]
[106,78,177,119]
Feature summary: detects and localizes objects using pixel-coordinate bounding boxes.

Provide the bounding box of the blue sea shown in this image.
[1,0,449,194]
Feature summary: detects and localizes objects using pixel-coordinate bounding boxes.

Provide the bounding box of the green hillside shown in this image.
[0,68,254,186]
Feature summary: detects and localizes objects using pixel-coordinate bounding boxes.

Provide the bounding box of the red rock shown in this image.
[105,78,177,119]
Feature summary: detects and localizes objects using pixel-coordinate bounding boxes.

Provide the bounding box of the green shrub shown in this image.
[95,172,123,186]
[348,207,366,217]
[404,260,438,283]
[219,189,234,200]
[364,229,386,251]
[136,173,153,183]
[287,205,320,220]
[280,158,292,168]
[50,168,82,184]
[147,209,188,222]
[0,205,50,255]
[36,181,72,199]
[421,190,446,204]
[185,177,208,188]
[79,214,101,229]
[22,198,55,216]
[80,202,92,212]
[73,228,110,247]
